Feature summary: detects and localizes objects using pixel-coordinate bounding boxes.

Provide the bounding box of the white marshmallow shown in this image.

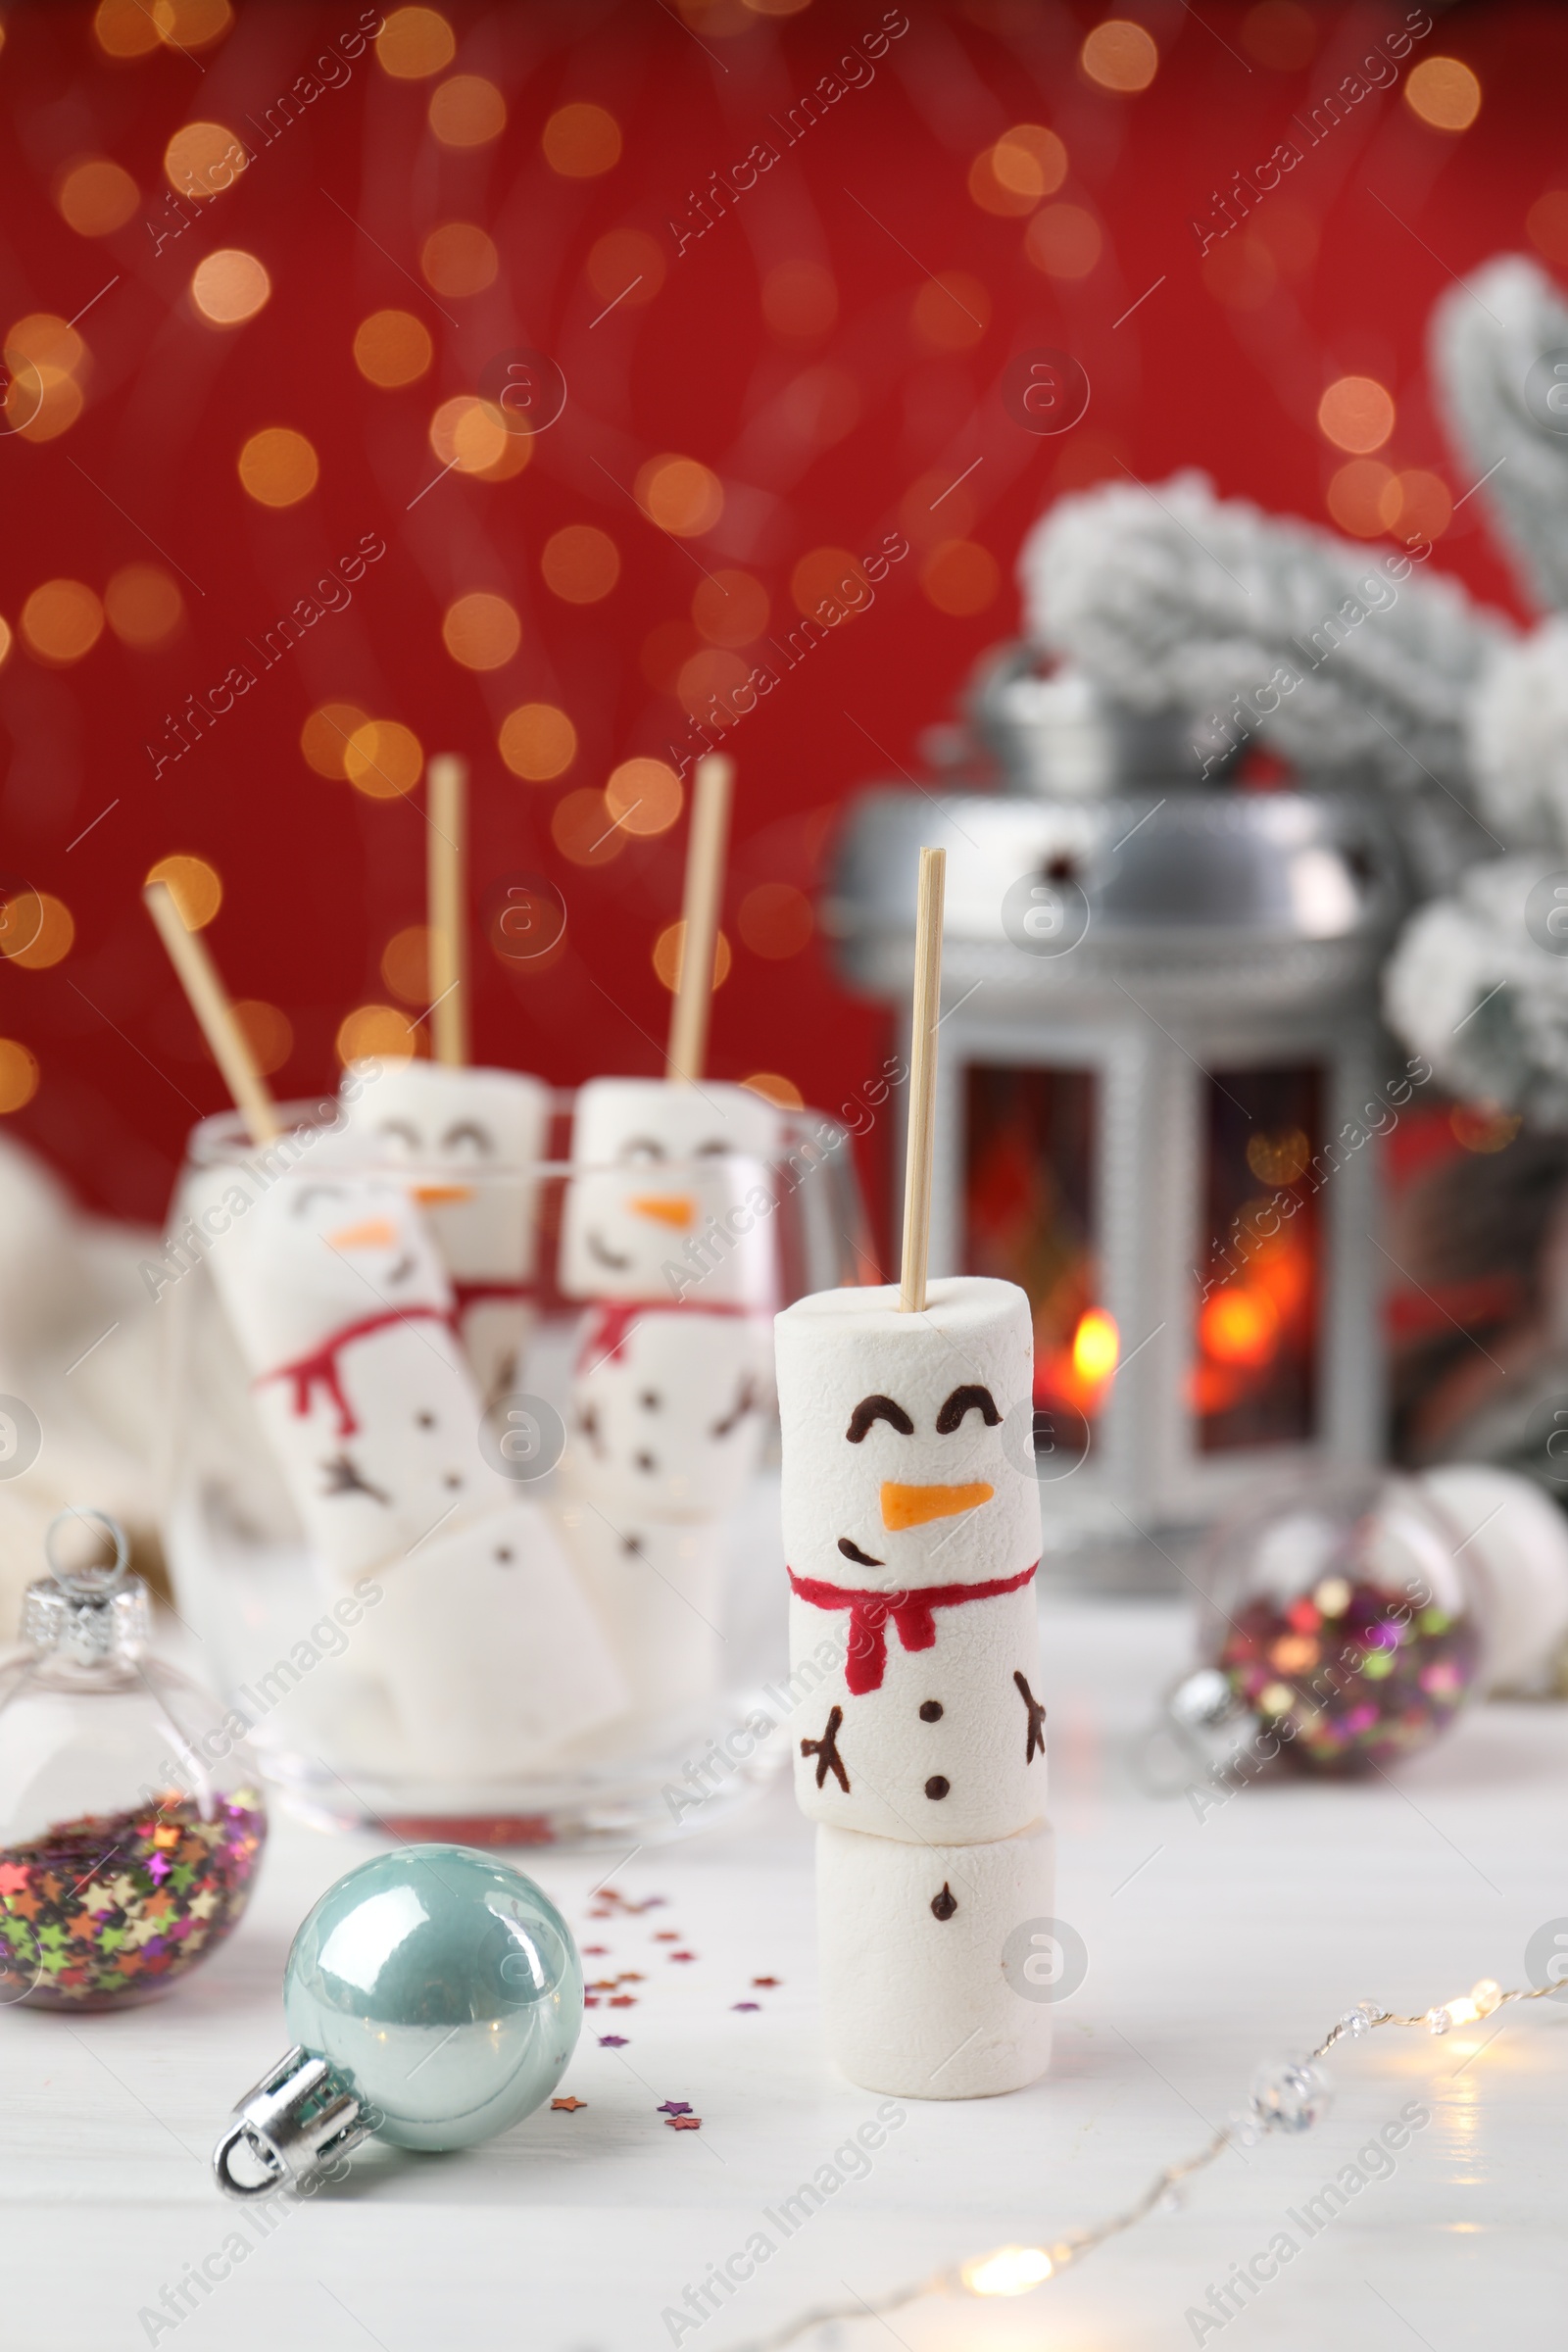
[815,1818,1055,2097]
[357,1498,629,1775]
[560,1077,781,1308]
[566,1303,772,1520]
[340,1060,551,1402]
[552,1481,728,1719]
[1420,1464,1568,1692]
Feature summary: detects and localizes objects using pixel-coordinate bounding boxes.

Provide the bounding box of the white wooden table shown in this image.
[6,1594,1566,2352]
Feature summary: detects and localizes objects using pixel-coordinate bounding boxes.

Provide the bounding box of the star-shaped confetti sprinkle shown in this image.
[669,1950,696,1963]
[654,1930,680,1942]
[551,2096,587,2112]
[0,1864,29,1897]
[608,1994,636,2008]
[584,1996,600,2009]
[752,1977,780,1987]
[667,2115,702,2132]
[583,1945,609,1956]
[617,1971,645,1984]
[732,2002,760,2012]
[598,2034,628,2048]
[187,1888,220,1921]
[657,2101,692,2116]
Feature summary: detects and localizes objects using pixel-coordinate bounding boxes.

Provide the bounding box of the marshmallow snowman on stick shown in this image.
[775,847,1054,2099]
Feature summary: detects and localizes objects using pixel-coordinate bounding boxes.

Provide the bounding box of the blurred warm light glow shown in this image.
[1405,57,1482,131]
[337,1004,419,1064]
[792,546,866,618]
[429,74,507,146]
[421,222,499,296]
[21,580,104,664]
[7,315,84,374]
[0,1041,40,1115]
[344,721,423,800]
[1450,1102,1522,1153]
[738,883,813,959]
[1025,203,1102,279]
[232,999,292,1075]
[543,102,621,176]
[0,618,11,670]
[774,365,860,451]
[542,525,620,603]
[238,426,318,507]
[1381,467,1451,540]
[921,540,1000,617]
[355,310,433,387]
[301,703,370,779]
[428,394,520,477]
[95,0,162,55]
[1527,191,1568,265]
[14,371,83,445]
[694,569,768,647]
[375,6,456,77]
[57,159,139,235]
[637,455,723,537]
[163,122,246,198]
[499,703,577,780]
[606,758,683,837]
[1071,1308,1120,1387]
[145,854,221,931]
[1081,20,1157,91]
[1326,459,1395,538]
[191,249,270,325]
[742,1071,803,1107]
[962,2246,1054,2297]
[970,125,1067,216]
[0,894,74,971]
[912,271,989,350]
[1200,1285,1280,1368]
[1246,1126,1310,1185]
[1240,0,1316,67]
[677,648,751,718]
[552,788,628,867]
[761,260,837,338]
[654,918,732,994]
[106,564,183,649]
[381,926,432,1005]
[587,228,665,308]
[153,0,233,43]
[1318,375,1394,454]
[441,592,521,670]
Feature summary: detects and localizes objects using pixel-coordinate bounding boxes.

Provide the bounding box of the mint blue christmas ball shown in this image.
[283,1845,582,2151]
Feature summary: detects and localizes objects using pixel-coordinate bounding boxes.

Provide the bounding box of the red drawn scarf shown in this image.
[256,1305,453,1440]
[452,1279,536,1316]
[575,1298,759,1374]
[787,1562,1039,1695]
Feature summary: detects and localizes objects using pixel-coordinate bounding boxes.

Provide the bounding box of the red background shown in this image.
[0,0,1557,1244]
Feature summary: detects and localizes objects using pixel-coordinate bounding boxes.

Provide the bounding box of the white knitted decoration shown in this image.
[1430,254,1568,617]
[1384,857,1568,1122]
[1467,619,1568,851]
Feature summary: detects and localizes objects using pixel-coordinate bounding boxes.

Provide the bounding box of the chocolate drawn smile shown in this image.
[837,1538,884,1567]
[588,1229,633,1271]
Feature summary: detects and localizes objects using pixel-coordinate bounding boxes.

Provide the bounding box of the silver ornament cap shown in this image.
[21,1508,150,1667]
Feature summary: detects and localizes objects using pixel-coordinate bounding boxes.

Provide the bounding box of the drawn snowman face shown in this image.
[339,1061,549,1280]
[571,1309,770,1514]
[227,1172,452,1359]
[560,1077,781,1305]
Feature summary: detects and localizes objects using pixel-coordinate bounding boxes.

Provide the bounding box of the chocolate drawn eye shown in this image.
[375,1119,422,1154]
[619,1136,666,1164]
[441,1120,494,1155]
[292,1183,349,1217]
[935,1384,1002,1434]
[846,1394,914,1444]
[838,1539,884,1567]
[696,1140,730,1156]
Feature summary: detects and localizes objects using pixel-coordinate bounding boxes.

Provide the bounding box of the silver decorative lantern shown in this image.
[827,665,1407,1583]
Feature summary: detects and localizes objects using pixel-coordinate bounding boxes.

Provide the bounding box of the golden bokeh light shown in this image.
[145,854,221,931]
[499,703,576,780]
[636,454,723,538]
[541,525,619,604]
[1081,19,1158,90]
[969,124,1067,217]
[153,0,233,45]
[7,315,84,373]
[337,1004,419,1064]
[761,260,837,339]
[105,564,183,649]
[677,648,751,719]
[1317,374,1394,454]
[191,248,270,325]
[301,703,370,779]
[606,758,683,837]
[0,617,11,671]
[921,540,1001,617]
[792,546,866,620]
[344,720,424,800]
[95,0,161,56]
[552,787,629,867]
[381,926,432,1005]
[0,1041,39,1115]
[3,315,86,446]
[1381,468,1451,541]
[542,102,621,177]
[232,999,292,1075]
[912,271,990,351]
[14,374,84,445]
[354,309,433,387]
[1025,203,1102,279]
[1405,56,1482,132]
[0,893,74,971]
[1527,191,1568,265]
[238,426,318,507]
[441,591,521,670]
[57,158,139,236]
[375,5,456,77]
[586,227,666,310]
[163,122,247,199]
[653,919,731,994]
[738,882,812,959]
[427,394,521,477]
[21,580,104,665]
[421,222,499,297]
[429,74,507,146]
[1239,0,1316,67]
[693,569,768,647]
[741,1071,804,1108]
[1325,459,1394,538]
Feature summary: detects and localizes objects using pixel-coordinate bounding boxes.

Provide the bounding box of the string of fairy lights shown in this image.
[724,1975,1559,2352]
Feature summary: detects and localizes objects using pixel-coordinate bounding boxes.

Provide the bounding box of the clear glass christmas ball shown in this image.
[282,1845,582,2150]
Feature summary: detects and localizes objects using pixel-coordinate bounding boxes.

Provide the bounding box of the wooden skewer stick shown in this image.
[142,880,280,1147]
[427,753,469,1067]
[899,845,946,1315]
[666,752,734,1087]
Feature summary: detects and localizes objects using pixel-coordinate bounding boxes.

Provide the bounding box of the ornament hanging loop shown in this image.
[43,1506,129,1596]
[214,2045,370,2199]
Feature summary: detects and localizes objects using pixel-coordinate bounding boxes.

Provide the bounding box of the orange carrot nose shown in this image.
[629,1195,696,1228]
[881,1480,995,1531]
[326,1215,400,1251]
[413,1183,474,1205]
